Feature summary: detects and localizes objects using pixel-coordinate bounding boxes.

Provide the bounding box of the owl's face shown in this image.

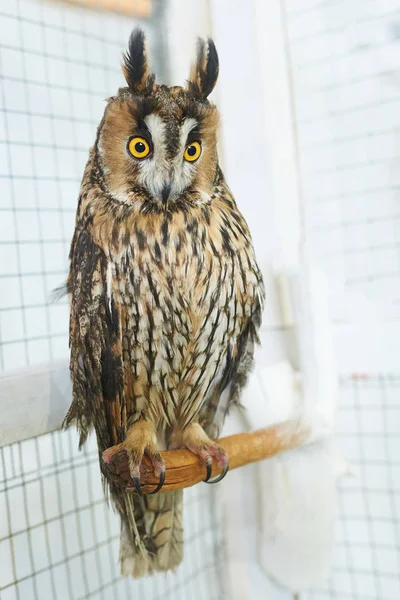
[96,30,220,210]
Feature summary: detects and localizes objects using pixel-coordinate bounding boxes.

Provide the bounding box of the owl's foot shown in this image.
[171,422,229,484]
[102,419,165,496]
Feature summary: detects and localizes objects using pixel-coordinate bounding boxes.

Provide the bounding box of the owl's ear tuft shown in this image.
[122,28,154,93]
[187,38,219,99]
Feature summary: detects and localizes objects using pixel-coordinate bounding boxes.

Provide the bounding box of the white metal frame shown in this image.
[0,360,70,446]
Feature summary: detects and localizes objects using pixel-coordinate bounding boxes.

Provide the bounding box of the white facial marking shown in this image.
[180,118,198,149]
[169,118,199,199]
[145,114,166,160]
[135,115,201,203]
[136,114,167,199]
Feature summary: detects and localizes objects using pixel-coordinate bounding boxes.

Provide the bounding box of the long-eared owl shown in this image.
[64,29,264,578]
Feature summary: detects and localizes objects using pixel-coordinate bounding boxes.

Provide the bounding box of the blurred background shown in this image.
[0,0,399,599]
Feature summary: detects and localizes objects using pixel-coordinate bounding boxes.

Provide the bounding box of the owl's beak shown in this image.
[161,182,172,204]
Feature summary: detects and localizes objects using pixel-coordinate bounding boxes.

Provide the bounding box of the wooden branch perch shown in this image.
[101,420,310,494]
[60,0,152,18]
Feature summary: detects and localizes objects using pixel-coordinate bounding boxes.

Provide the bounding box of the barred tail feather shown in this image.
[116,488,184,578]
[144,490,184,572]
[118,492,151,578]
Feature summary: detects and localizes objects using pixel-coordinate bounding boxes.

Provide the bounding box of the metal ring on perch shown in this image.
[101,419,310,494]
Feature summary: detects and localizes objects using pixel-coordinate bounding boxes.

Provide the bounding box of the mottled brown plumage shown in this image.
[64,29,264,578]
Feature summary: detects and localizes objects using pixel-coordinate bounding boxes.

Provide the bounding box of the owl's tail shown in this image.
[115,487,184,578]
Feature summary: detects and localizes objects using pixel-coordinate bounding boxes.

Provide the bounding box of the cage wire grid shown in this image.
[302,375,400,600]
[0,1,226,599]
[2,0,400,599]
[282,0,400,599]
[0,0,166,373]
[1,377,399,600]
[284,0,400,311]
[0,428,226,600]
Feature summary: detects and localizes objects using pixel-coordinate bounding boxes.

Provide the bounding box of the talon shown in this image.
[203,458,213,482]
[150,469,165,494]
[132,475,143,497]
[204,460,229,484]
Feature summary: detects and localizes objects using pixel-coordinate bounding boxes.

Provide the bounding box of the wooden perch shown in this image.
[61,0,152,18]
[101,419,310,494]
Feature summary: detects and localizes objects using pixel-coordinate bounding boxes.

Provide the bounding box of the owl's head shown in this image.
[96,29,220,210]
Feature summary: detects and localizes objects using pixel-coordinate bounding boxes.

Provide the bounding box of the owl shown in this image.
[64,29,264,578]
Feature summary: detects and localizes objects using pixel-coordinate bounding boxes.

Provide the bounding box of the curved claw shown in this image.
[203,458,213,482]
[204,460,229,484]
[132,475,143,497]
[150,469,166,494]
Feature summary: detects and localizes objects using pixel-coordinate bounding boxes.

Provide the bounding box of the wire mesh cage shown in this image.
[1,0,400,599]
[0,0,166,372]
[0,2,227,599]
[304,375,400,600]
[282,1,400,598]
[0,429,226,600]
[284,0,400,310]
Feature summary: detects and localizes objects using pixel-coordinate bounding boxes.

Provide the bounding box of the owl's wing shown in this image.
[64,228,125,451]
[200,278,265,439]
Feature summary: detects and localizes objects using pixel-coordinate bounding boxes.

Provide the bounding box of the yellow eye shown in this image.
[128,136,150,159]
[184,141,201,162]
